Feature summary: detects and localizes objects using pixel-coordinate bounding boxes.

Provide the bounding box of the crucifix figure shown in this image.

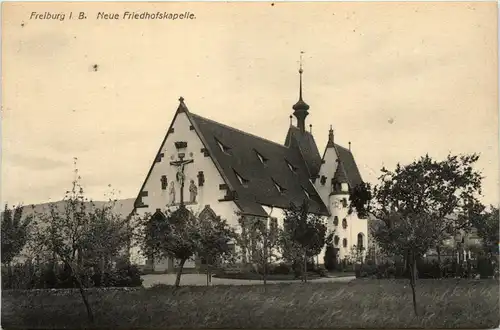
[170,155,194,206]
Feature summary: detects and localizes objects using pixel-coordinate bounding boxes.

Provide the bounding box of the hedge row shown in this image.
[2,262,143,290]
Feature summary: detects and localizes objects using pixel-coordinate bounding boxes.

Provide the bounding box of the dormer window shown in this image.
[285,159,297,173]
[234,169,249,186]
[215,138,231,154]
[303,189,310,199]
[255,150,268,165]
[272,179,286,194]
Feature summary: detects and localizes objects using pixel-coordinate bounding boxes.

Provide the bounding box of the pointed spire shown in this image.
[292,51,310,133]
[289,115,293,126]
[309,124,312,134]
[327,125,335,148]
[349,141,351,151]
[177,96,188,113]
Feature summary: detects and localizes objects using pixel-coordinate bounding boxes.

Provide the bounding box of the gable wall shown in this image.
[130,112,240,265]
[315,147,339,209]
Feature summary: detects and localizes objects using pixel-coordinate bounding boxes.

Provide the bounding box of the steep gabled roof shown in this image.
[333,159,349,184]
[334,144,363,188]
[189,113,329,217]
[284,126,322,177]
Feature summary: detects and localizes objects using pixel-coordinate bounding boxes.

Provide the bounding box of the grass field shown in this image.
[2,279,498,328]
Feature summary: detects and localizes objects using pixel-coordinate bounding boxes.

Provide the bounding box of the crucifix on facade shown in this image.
[170,154,194,206]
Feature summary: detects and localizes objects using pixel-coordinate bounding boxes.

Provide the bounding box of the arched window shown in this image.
[199,205,217,221]
[342,218,347,229]
[342,238,348,248]
[334,235,340,245]
[357,233,364,249]
[151,210,167,222]
[333,216,339,226]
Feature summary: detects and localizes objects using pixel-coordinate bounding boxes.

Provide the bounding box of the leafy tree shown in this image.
[348,244,366,264]
[141,205,200,287]
[349,154,483,316]
[281,200,332,282]
[34,161,131,324]
[198,212,237,286]
[1,204,32,266]
[237,211,281,286]
[471,205,499,254]
[1,204,33,289]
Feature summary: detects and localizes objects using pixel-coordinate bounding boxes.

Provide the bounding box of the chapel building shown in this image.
[129,69,368,272]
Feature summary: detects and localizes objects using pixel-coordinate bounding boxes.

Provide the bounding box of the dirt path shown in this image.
[141,274,355,287]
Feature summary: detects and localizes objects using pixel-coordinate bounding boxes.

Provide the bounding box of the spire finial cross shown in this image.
[299,51,305,74]
[179,96,185,103]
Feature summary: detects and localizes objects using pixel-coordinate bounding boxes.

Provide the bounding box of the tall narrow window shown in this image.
[161,175,168,190]
[333,216,339,226]
[357,233,364,250]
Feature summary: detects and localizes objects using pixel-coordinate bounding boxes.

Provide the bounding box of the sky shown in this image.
[2,2,498,207]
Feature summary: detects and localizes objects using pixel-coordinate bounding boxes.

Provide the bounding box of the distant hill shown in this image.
[1,198,136,263]
[18,198,136,220]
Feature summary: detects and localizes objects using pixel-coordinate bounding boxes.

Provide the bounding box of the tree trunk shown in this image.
[404,250,411,278]
[7,262,13,289]
[303,250,308,283]
[263,235,268,287]
[263,260,267,287]
[64,260,94,324]
[408,251,418,316]
[436,245,442,278]
[206,263,209,286]
[175,259,186,287]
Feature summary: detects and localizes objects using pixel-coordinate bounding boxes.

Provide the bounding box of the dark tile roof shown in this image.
[333,159,349,183]
[284,126,322,177]
[335,144,363,188]
[189,113,329,217]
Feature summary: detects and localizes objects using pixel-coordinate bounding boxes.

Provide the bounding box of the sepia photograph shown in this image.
[1,1,499,328]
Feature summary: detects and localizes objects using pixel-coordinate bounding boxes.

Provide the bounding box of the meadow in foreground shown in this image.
[2,279,498,329]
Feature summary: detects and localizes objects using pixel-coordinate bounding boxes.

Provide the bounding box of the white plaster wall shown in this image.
[314,147,338,206]
[261,205,331,266]
[261,205,286,229]
[328,193,368,260]
[130,112,241,266]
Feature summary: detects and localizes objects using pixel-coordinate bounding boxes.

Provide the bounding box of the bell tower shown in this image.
[292,51,310,133]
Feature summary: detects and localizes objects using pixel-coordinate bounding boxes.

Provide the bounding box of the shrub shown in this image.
[478,257,494,279]
[355,263,377,278]
[417,260,441,279]
[270,263,291,275]
[313,266,328,277]
[306,260,315,272]
[93,263,143,288]
[324,246,338,271]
